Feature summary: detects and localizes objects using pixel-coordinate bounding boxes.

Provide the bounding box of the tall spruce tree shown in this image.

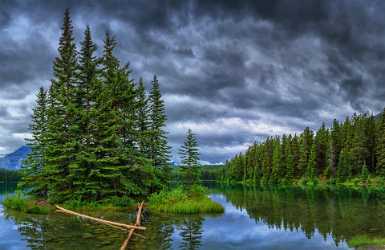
[377,108,385,176]
[149,75,170,180]
[136,78,150,156]
[45,9,79,202]
[179,129,200,185]
[71,25,101,199]
[20,87,48,196]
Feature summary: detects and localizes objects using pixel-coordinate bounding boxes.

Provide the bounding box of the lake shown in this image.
[1,183,385,249]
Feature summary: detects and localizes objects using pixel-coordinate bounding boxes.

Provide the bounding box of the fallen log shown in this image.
[120,201,145,250]
[55,205,146,231]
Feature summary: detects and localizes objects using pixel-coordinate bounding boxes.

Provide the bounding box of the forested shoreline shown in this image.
[224,111,385,187]
[20,10,170,203]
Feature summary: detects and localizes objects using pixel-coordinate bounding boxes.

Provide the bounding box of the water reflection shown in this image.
[2,184,385,249]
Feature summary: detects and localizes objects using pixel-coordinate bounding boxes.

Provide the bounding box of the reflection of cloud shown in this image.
[0,200,29,250]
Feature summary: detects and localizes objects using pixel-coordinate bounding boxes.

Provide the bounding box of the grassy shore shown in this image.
[348,235,385,248]
[148,185,224,214]
[2,192,53,214]
[2,192,136,214]
[3,186,224,215]
[221,176,385,192]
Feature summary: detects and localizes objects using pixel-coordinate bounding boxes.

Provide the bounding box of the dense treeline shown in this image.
[0,169,21,182]
[20,10,170,203]
[224,111,385,185]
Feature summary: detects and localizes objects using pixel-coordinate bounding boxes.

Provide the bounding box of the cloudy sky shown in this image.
[0,0,385,163]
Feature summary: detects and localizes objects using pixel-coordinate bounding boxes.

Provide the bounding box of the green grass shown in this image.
[348,235,385,247]
[2,192,53,214]
[3,192,137,214]
[62,196,135,212]
[148,185,224,214]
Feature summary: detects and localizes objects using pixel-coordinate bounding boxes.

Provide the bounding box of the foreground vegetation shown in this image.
[148,186,224,214]
[224,111,385,188]
[2,192,53,214]
[348,235,385,248]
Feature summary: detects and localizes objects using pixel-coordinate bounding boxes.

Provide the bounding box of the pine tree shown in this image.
[307,143,317,181]
[179,129,200,185]
[298,127,313,178]
[149,75,170,179]
[271,138,281,184]
[70,25,101,199]
[329,119,341,179]
[285,136,294,181]
[337,148,352,181]
[44,9,79,202]
[20,87,48,196]
[136,78,150,156]
[377,108,385,176]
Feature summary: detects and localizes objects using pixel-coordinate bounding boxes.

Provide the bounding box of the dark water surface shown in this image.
[1,183,385,250]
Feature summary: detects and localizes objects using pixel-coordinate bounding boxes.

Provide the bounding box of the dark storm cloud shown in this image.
[0,0,385,162]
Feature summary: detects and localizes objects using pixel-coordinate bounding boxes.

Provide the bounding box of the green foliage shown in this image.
[224,111,384,188]
[348,235,385,247]
[19,10,170,203]
[148,186,224,214]
[179,129,200,185]
[2,192,52,214]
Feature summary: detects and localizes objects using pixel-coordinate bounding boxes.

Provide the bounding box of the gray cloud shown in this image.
[0,0,384,163]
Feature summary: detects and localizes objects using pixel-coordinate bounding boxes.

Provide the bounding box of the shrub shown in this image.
[148,185,224,214]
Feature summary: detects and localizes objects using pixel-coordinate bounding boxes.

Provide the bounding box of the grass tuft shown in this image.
[348,235,385,247]
[2,192,52,214]
[148,185,224,214]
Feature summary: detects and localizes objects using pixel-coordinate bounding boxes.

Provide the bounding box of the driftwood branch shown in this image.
[120,201,145,250]
[55,205,146,231]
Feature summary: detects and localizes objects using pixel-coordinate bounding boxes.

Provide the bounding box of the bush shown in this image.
[148,185,224,214]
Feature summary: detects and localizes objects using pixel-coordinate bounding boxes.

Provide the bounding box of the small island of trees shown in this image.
[3,9,223,215]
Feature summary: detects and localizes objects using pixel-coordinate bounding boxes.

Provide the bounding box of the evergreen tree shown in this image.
[149,75,170,179]
[44,9,79,202]
[285,136,295,181]
[20,87,48,196]
[376,108,385,176]
[298,127,313,177]
[271,138,281,184]
[69,25,100,199]
[136,78,150,156]
[329,119,341,179]
[307,143,317,181]
[179,129,200,185]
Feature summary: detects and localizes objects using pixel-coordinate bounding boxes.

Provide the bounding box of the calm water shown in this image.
[1,183,385,250]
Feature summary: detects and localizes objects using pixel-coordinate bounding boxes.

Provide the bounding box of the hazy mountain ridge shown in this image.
[0,146,30,170]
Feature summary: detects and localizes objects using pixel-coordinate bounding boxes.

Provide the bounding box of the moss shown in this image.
[348,235,385,247]
[148,185,224,214]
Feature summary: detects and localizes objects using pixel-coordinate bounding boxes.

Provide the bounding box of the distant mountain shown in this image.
[0,146,31,170]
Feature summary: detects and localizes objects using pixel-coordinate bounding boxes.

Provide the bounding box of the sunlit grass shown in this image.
[2,192,52,214]
[348,235,385,247]
[148,185,224,214]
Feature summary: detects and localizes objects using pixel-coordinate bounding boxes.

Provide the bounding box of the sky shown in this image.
[0,0,385,164]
